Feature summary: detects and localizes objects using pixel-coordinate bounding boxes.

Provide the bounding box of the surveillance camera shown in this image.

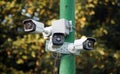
[51,19,72,46]
[23,19,44,33]
[68,37,96,54]
[23,19,52,39]
[83,37,96,50]
[74,37,96,50]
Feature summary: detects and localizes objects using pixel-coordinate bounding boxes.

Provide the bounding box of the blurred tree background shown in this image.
[0,0,120,74]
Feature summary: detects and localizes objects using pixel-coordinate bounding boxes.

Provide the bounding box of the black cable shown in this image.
[51,53,61,74]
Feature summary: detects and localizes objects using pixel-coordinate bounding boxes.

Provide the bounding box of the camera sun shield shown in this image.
[52,19,72,36]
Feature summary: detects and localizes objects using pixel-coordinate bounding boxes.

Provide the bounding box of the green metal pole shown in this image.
[59,0,75,74]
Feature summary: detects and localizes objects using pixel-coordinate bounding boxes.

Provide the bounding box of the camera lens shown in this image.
[83,38,95,50]
[25,23,33,29]
[23,20,36,32]
[87,40,94,48]
[52,33,64,45]
[56,37,61,42]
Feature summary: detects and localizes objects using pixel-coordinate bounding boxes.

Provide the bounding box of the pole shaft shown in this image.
[59,0,75,74]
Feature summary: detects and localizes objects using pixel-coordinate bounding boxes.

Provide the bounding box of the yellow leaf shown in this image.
[16,59,24,64]
[0,1,5,5]
[88,0,93,3]
[36,61,40,66]
[31,51,36,58]
[111,19,115,24]
[103,29,108,34]
[93,64,97,68]
[100,64,105,69]
[22,55,28,60]
[114,53,119,59]
[97,49,105,55]
[81,36,87,38]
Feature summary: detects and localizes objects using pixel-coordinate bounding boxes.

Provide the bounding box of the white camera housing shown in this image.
[74,37,88,50]
[68,37,96,54]
[23,19,52,38]
[52,19,72,36]
[51,19,72,46]
[45,19,73,53]
[23,19,44,33]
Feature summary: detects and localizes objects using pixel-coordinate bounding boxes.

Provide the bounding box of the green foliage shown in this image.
[76,0,120,49]
[0,0,120,74]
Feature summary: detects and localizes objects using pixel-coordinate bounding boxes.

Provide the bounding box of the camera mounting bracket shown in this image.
[45,40,80,55]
